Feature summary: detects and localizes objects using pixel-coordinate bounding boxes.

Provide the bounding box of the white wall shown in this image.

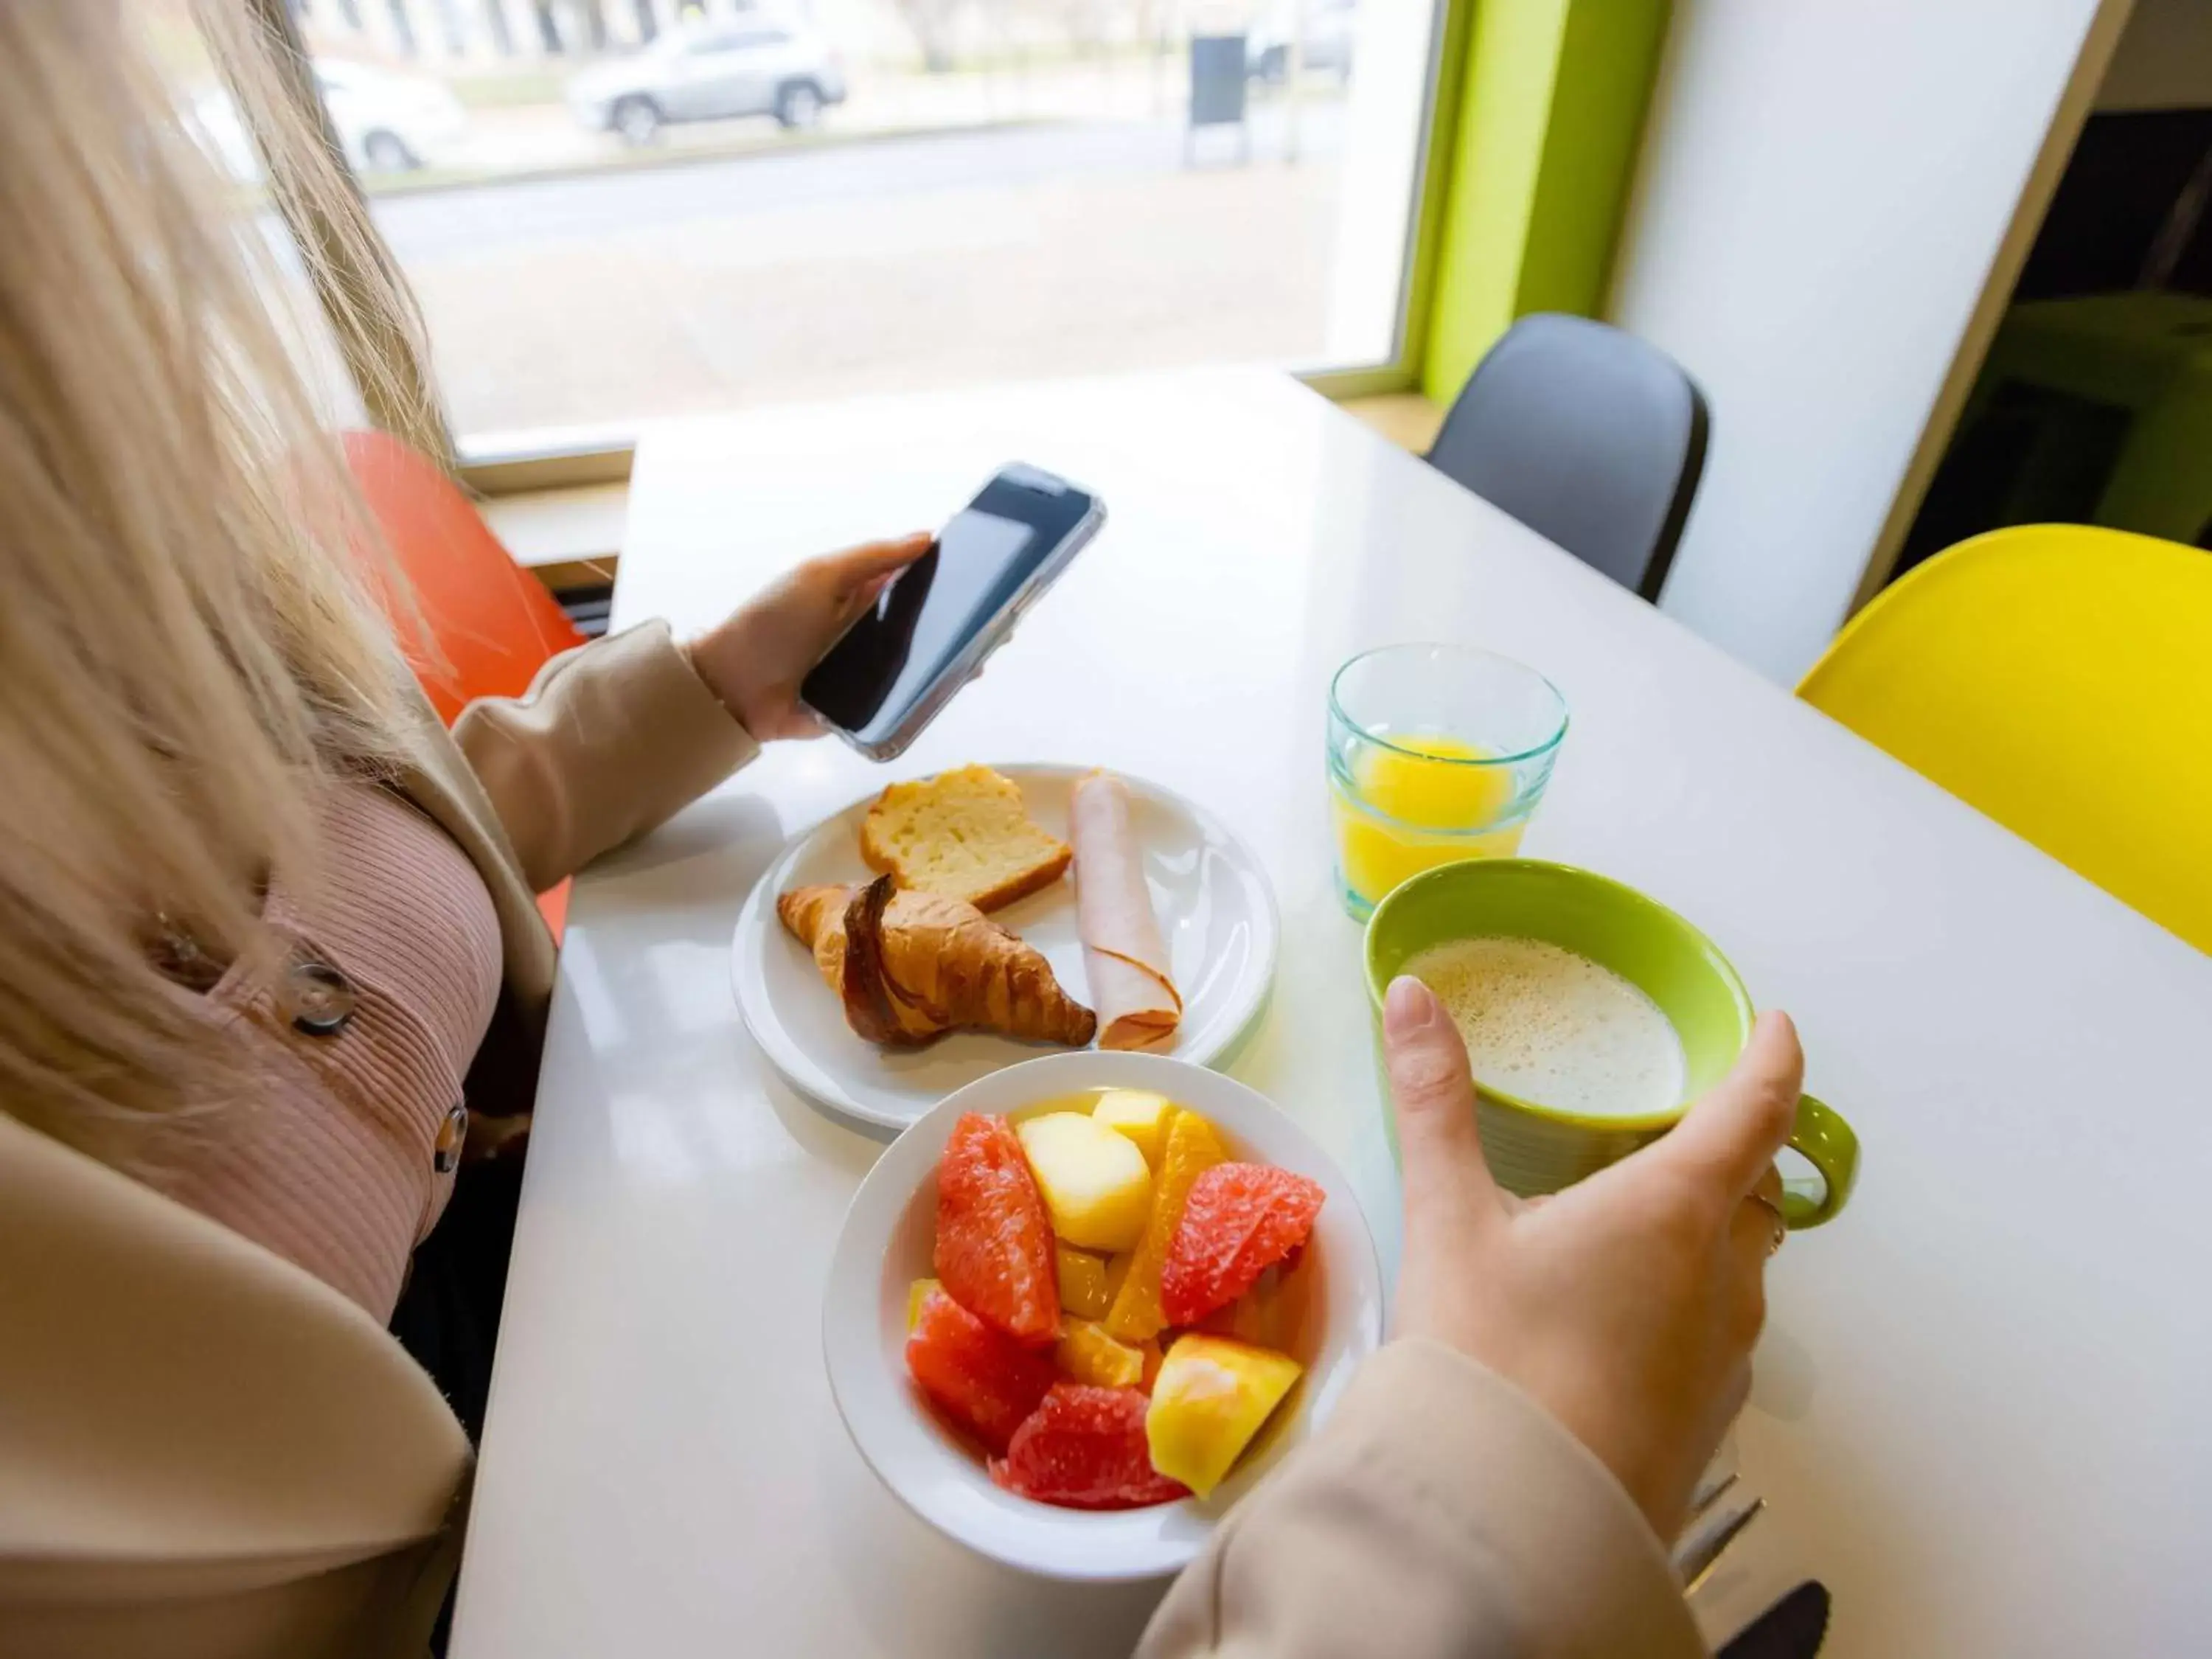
[2098,0,2212,109]
[1604,0,2130,684]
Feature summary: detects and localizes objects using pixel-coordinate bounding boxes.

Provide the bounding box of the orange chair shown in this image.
[343,431,585,936]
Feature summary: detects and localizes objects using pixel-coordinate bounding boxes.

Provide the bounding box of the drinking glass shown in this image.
[1327,644,1568,919]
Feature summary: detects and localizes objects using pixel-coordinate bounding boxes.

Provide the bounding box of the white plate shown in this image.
[731,765,1279,1130]
[822,1051,1385,1581]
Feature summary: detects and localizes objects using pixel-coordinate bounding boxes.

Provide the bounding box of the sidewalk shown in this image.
[406,136,1340,435]
[358,54,1354,437]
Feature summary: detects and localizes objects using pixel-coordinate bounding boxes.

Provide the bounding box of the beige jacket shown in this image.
[0,623,1705,1659]
[0,623,753,1659]
[1140,1341,1705,1658]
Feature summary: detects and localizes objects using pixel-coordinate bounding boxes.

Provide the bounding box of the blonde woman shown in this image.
[0,4,922,1653]
[1,5,1803,1658]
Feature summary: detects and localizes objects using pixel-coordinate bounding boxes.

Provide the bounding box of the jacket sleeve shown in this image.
[1138,1339,1708,1659]
[450,619,758,892]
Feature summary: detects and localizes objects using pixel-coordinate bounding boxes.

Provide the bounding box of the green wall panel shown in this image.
[1420,0,1672,405]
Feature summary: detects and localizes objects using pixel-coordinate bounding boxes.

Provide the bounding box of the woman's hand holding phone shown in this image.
[689,533,933,741]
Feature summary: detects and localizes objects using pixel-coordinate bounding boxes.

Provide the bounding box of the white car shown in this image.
[187,58,468,181]
[566,21,848,144]
[315,58,468,172]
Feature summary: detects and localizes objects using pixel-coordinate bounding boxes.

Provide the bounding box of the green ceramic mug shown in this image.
[1363,858,1859,1227]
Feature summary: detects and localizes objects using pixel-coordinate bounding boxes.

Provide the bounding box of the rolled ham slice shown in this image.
[1071,771,1182,1051]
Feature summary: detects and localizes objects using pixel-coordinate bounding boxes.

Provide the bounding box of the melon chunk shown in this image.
[906,1277,943,1331]
[1144,1334,1302,1498]
[1092,1089,1175,1168]
[1016,1113,1153,1253]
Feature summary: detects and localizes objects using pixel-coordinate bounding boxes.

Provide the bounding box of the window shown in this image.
[146,1,370,432]
[276,0,1453,451]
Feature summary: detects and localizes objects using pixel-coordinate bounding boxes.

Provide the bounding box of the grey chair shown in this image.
[1425,313,1710,602]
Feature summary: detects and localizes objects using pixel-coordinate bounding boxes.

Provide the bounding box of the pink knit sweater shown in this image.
[134,782,504,1321]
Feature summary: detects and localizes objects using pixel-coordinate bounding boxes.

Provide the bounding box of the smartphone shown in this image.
[799,464,1105,759]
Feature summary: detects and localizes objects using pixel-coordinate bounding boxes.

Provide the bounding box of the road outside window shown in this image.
[175,0,1441,448]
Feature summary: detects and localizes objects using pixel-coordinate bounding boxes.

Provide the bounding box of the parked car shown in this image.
[566,21,848,144]
[187,58,468,180]
[314,58,469,171]
[1248,0,1357,83]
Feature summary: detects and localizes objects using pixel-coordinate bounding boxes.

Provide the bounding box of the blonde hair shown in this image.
[0,1,434,1150]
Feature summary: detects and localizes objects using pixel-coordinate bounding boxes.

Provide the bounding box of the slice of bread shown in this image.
[861,765,1073,911]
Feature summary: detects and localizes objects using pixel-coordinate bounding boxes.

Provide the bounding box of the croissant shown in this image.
[778,876,1098,1048]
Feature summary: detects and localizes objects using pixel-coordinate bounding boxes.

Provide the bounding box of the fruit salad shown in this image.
[905,1088,1325,1510]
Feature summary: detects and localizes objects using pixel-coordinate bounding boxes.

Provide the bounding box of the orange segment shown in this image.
[1103,1108,1228,1343]
[1055,1319,1146,1388]
[1137,1338,1164,1393]
[1056,1245,1113,1321]
[1196,1263,1290,1349]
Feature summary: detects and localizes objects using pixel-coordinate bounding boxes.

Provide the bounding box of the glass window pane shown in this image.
[291,0,1443,445]
[144,0,369,429]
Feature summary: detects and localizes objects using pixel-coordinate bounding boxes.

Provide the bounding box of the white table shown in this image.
[449,369,2212,1658]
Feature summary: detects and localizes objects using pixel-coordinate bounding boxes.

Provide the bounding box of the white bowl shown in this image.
[822,1051,1385,1582]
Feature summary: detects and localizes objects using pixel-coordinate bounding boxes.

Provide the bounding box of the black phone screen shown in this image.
[799,469,1096,747]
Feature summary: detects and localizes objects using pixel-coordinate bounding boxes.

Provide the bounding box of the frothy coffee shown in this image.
[1402,936,1686,1118]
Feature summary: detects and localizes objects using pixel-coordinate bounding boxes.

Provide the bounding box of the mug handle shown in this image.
[1781,1093,1859,1229]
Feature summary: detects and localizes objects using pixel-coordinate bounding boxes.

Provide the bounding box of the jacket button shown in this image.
[434,1102,468,1175]
[282,960,357,1037]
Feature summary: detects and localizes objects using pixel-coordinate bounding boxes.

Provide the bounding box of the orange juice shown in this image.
[1331,734,1526,911]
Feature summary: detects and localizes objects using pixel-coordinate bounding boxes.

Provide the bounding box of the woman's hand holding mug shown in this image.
[1381,976,1801,1540]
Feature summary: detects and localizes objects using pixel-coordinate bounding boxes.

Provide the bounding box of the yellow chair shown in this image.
[1798,525,2212,955]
